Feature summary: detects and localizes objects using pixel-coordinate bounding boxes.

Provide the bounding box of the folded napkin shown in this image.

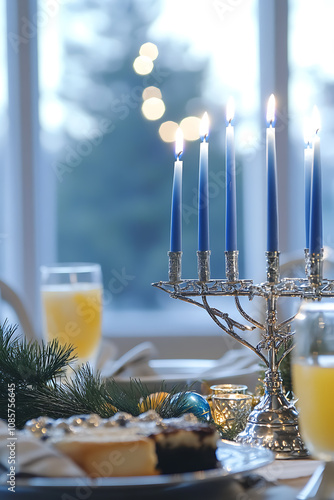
[96,340,259,390]
[95,336,119,373]
[0,420,85,479]
[98,341,158,379]
[199,347,260,378]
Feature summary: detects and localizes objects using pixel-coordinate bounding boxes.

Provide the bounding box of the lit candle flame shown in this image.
[199,112,209,140]
[303,118,313,145]
[226,97,235,123]
[312,105,321,134]
[266,94,276,125]
[175,127,184,159]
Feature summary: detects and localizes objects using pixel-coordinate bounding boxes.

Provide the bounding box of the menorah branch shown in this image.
[277,313,297,332]
[201,296,269,367]
[234,296,266,331]
[277,343,295,368]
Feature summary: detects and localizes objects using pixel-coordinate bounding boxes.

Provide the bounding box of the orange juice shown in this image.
[41,284,102,363]
[293,360,334,459]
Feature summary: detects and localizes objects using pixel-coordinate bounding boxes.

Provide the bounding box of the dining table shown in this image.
[0,458,320,500]
[112,459,318,500]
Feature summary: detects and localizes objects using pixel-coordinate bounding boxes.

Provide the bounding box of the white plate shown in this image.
[1,441,273,494]
[115,358,260,391]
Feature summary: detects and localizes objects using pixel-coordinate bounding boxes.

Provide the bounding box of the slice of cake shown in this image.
[150,417,219,474]
[25,411,220,477]
[53,429,158,477]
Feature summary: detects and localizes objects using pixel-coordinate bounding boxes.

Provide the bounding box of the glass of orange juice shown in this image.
[293,300,334,499]
[41,263,103,369]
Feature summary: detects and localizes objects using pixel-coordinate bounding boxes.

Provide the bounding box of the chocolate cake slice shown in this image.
[151,420,219,474]
[24,411,220,477]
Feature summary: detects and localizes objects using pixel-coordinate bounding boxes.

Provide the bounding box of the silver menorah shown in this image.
[153,248,334,458]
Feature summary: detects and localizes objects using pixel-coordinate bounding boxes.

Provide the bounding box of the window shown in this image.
[289,0,334,252]
[36,0,260,339]
[8,1,332,350]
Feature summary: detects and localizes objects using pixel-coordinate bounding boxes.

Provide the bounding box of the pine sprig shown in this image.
[30,365,116,420]
[0,321,249,439]
[10,339,76,386]
[8,370,193,427]
[104,377,150,416]
[0,323,76,388]
[0,326,195,428]
[0,321,19,350]
[105,378,192,418]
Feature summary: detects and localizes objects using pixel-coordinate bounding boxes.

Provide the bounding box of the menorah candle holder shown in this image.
[153,248,334,458]
[168,251,182,283]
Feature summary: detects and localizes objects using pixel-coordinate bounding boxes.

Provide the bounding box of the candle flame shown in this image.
[199,112,209,140]
[266,94,276,124]
[226,97,235,123]
[303,118,313,145]
[175,127,184,159]
[312,105,321,134]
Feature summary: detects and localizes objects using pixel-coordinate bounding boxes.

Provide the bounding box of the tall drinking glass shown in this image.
[41,263,103,368]
[293,300,334,499]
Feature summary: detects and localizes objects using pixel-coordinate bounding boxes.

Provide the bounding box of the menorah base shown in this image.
[237,375,309,459]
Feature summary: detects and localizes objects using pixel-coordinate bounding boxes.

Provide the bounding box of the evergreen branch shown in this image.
[5,371,193,428]
[10,338,77,386]
[105,378,192,418]
[0,320,19,350]
[1,321,244,436]
[217,421,244,441]
[20,366,115,421]
[104,377,151,416]
[0,322,76,388]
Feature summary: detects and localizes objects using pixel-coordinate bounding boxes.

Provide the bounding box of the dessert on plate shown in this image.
[25,411,220,477]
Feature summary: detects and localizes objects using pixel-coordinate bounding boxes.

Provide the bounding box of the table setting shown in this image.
[1,95,334,500]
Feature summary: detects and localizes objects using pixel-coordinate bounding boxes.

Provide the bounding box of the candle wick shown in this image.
[177,151,183,160]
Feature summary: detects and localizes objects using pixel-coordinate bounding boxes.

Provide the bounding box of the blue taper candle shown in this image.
[266,94,279,252]
[170,128,183,252]
[225,97,237,251]
[309,106,323,254]
[198,112,210,251]
[304,119,313,249]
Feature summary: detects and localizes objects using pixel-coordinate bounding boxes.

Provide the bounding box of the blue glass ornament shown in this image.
[172,392,211,422]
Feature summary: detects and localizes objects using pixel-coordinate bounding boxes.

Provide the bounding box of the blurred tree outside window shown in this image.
[37,0,259,331]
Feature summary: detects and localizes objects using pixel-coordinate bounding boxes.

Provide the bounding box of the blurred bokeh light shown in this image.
[180,116,201,141]
[142,97,165,120]
[159,120,179,142]
[133,55,154,75]
[142,86,162,100]
[139,42,159,61]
